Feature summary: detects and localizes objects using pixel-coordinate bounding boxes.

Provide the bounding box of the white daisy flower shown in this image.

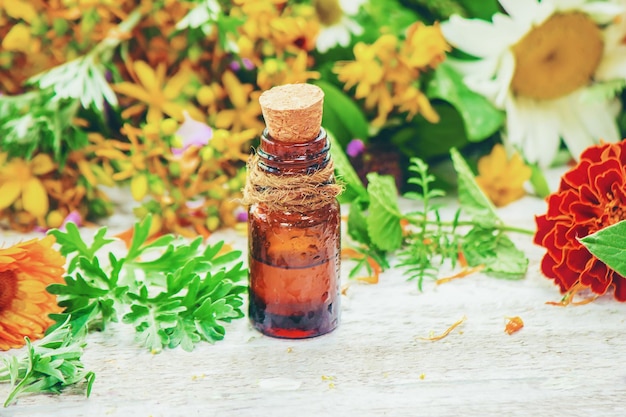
[313,0,367,53]
[441,0,626,166]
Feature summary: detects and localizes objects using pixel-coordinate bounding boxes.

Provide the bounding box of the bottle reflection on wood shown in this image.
[245,84,341,339]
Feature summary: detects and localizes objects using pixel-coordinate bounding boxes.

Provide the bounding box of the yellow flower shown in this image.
[400,22,449,69]
[233,0,287,42]
[1,23,33,53]
[0,236,65,350]
[475,144,532,207]
[214,71,264,132]
[2,0,37,23]
[113,60,200,124]
[334,40,385,98]
[256,51,319,91]
[0,154,56,218]
[334,22,448,126]
[393,85,439,123]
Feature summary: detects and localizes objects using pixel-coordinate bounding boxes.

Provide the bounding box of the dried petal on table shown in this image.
[504,316,524,335]
[435,265,484,285]
[418,316,466,341]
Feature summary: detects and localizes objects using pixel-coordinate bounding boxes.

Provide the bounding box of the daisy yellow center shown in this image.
[313,0,343,26]
[0,270,18,312]
[511,13,603,100]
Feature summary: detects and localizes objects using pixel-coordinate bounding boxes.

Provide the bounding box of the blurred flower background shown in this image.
[1,0,626,235]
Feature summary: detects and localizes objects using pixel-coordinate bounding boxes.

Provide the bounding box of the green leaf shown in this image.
[389,103,469,160]
[347,198,371,246]
[366,173,403,252]
[450,147,497,226]
[397,0,466,21]
[313,80,369,147]
[456,0,501,20]
[427,61,504,141]
[462,227,528,278]
[0,319,93,407]
[328,131,368,203]
[126,215,153,261]
[0,92,87,163]
[580,221,626,277]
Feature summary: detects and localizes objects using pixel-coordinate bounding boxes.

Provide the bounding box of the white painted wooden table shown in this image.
[2,171,626,417]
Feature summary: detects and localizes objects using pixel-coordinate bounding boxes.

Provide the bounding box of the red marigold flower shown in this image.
[534,141,626,301]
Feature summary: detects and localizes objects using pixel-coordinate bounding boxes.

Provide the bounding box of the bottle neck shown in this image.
[257,128,330,175]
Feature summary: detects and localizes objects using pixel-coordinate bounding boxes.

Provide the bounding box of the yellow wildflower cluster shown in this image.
[0,0,450,235]
[334,22,450,126]
[0,152,110,232]
[0,0,323,234]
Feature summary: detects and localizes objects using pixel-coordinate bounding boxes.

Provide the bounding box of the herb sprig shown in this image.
[0,319,95,407]
[333,145,532,288]
[47,215,247,353]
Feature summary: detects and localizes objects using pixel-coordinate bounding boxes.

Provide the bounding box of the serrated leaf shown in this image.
[366,173,403,252]
[450,148,498,226]
[580,221,626,277]
[462,227,528,278]
[126,215,153,260]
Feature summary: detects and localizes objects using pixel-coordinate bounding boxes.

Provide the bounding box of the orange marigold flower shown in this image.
[534,141,626,301]
[0,236,65,350]
[475,144,531,207]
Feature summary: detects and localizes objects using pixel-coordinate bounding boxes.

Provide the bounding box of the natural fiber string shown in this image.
[242,153,343,212]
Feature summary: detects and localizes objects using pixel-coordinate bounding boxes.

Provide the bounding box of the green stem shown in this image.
[406,218,536,235]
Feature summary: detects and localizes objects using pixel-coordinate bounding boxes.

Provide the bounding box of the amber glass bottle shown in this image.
[246,84,341,339]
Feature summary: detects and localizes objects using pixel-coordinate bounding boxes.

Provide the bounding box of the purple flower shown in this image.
[229,58,254,71]
[34,210,82,233]
[236,210,248,222]
[346,139,366,158]
[172,111,213,155]
[61,211,82,229]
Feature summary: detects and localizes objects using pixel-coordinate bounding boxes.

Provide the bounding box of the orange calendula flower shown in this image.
[0,236,65,350]
[475,144,532,207]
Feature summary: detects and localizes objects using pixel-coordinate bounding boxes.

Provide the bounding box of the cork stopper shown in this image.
[259,83,324,143]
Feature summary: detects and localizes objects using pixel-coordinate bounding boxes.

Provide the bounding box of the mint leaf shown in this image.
[366,173,403,252]
[462,227,528,279]
[580,221,626,277]
[450,147,498,226]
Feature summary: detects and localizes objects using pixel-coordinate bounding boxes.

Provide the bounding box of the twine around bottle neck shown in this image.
[242,129,343,213]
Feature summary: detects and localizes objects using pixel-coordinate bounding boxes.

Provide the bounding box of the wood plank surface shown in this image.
[1,179,625,417]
